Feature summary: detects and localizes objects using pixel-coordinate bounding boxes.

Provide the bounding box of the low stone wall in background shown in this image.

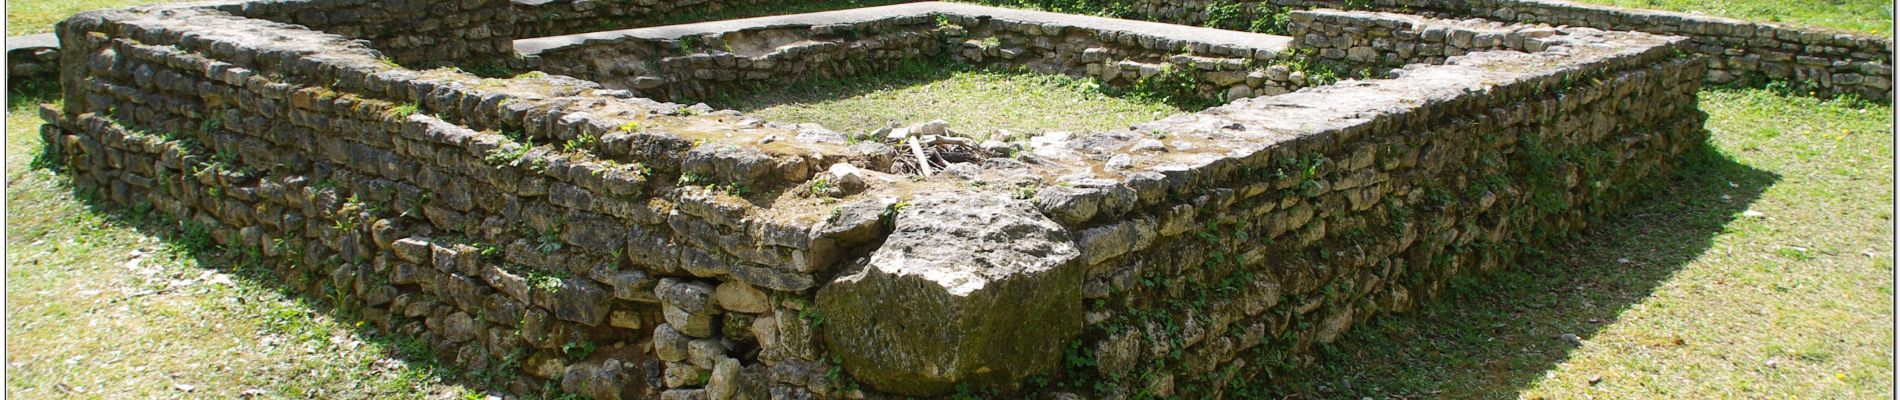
[6,33,59,84]
[999,0,1893,100]
[518,3,1318,104]
[11,0,1889,100]
[199,0,519,66]
[512,0,816,38]
[39,1,1706,399]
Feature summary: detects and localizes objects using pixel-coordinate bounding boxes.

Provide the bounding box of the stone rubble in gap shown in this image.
[39,0,1712,398]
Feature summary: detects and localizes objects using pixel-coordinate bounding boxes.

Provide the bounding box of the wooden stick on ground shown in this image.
[908,135,934,176]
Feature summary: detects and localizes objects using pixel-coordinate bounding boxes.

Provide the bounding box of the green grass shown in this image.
[1273,86,1893,398]
[5,0,194,36]
[1561,0,1891,35]
[705,61,1196,138]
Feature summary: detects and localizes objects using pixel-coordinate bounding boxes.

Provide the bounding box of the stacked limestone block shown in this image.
[1292,9,1567,67]
[512,0,1891,100]
[978,0,1894,100]
[38,4,903,399]
[201,0,518,66]
[1035,22,1709,398]
[513,0,831,38]
[517,8,952,103]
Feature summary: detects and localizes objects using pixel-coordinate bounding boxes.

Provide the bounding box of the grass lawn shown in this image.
[704,61,1194,137]
[1565,0,1893,36]
[5,0,192,36]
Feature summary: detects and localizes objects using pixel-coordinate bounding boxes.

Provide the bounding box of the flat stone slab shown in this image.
[7,33,58,52]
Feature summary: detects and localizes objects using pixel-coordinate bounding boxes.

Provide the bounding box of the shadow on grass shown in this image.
[1270,142,1780,398]
[12,85,524,397]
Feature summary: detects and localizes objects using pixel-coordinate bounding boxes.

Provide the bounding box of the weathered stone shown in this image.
[562,360,635,400]
[664,361,710,388]
[816,192,1084,396]
[526,350,567,379]
[656,278,717,314]
[820,163,870,196]
[661,388,709,400]
[714,281,771,313]
[707,357,743,400]
[546,277,611,326]
[687,338,726,369]
[646,325,690,365]
[750,316,780,355]
[664,303,719,338]
[442,311,477,342]
[612,270,659,303]
[610,310,644,329]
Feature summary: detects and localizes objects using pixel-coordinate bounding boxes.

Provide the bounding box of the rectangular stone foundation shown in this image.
[38,1,1704,399]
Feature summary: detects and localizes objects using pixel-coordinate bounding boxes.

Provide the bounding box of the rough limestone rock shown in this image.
[714,281,771,313]
[815,192,1084,396]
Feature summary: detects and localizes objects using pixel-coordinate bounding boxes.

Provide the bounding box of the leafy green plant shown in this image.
[562,134,597,152]
[808,177,834,196]
[388,102,420,119]
[561,340,597,362]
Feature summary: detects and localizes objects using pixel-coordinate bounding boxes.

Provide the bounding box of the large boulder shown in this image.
[815,192,1084,396]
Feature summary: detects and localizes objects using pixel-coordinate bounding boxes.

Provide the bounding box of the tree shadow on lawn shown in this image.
[1269,142,1780,399]
[13,85,529,397]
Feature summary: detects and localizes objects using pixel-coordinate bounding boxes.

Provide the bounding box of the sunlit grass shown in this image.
[1564,0,1892,35]
[5,0,194,36]
[707,61,1195,138]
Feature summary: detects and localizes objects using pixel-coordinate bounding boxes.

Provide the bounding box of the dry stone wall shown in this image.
[42,4,882,399]
[8,33,61,82]
[520,3,1330,104]
[1386,0,1890,99]
[511,0,1890,99]
[16,0,1886,100]
[1291,10,1564,67]
[985,0,1893,100]
[1034,17,1705,398]
[198,0,519,66]
[39,1,1706,399]
[513,0,835,38]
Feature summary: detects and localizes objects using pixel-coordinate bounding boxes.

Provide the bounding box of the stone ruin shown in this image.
[37,0,1718,398]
